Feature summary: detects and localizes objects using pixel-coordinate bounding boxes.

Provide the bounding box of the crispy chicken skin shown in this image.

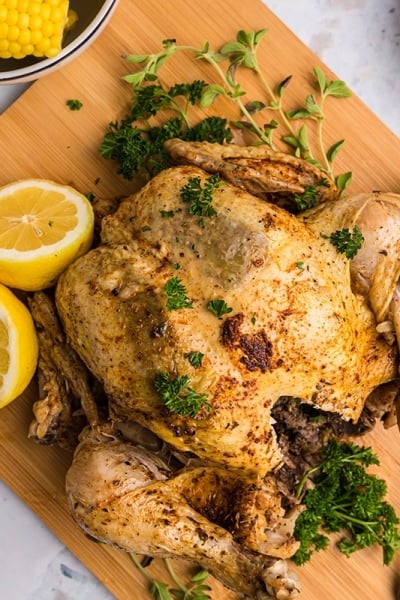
[66,427,301,599]
[56,142,400,600]
[27,291,99,448]
[56,165,397,477]
[164,139,339,208]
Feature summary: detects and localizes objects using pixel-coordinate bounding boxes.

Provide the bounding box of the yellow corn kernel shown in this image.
[0,0,70,59]
[17,0,29,11]
[64,6,76,30]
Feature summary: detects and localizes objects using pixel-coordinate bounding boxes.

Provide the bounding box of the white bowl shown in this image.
[0,0,119,84]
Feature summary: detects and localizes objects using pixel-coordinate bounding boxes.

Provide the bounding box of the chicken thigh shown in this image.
[66,426,301,599]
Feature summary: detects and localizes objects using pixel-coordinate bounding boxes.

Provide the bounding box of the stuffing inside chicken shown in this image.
[29,141,400,599]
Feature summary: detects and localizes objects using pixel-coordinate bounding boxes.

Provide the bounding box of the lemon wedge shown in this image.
[0,283,38,409]
[0,179,94,291]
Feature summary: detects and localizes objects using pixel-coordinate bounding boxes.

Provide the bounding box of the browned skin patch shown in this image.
[221,313,274,372]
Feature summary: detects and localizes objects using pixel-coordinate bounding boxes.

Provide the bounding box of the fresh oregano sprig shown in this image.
[129,554,212,600]
[104,31,353,194]
[199,31,352,191]
[285,66,352,192]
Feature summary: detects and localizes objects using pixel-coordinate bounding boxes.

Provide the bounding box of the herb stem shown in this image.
[164,558,187,591]
[199,50,268,142]
[296,463,321,498]
[315,94,332,175]
[331,510,381,529]
[129,553,153,583]
[254,64,296,138]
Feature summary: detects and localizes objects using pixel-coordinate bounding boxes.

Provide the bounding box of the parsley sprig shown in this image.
[292,178,329,212]
[103,32,353,193]
[129,554,211,600]
[293,440,400,566]
[184,351,204,368]
[66,98,83,111]
[154,371,210,418]
[327,225,364,259]
[180,174,222,217]
[164,277,193,310]
[100,75,232,179]
[207,299,233,317]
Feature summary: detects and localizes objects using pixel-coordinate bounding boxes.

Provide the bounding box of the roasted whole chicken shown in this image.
[34,141,400,599]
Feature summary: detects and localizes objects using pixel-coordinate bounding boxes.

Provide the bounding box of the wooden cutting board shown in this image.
[0,1,400,598]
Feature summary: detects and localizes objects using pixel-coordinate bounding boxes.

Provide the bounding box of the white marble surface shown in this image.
[0,1,399,599]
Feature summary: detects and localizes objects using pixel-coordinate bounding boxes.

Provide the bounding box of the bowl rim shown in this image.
[0,0,119,83]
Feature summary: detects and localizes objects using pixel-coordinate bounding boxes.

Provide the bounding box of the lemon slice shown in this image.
[0,283,38,409]
[0,179,94,291]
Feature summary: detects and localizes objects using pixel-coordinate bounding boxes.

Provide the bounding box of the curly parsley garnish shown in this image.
[66,98,83,111]
[328,225,364,259]
[163,277,193,311]
[293,179,330,212]
[154,371,210,418]
[293,439,400,566]
[99,76,232,179]
[180,174,222,217]
[207,298,233,317]
[184,351,204,368]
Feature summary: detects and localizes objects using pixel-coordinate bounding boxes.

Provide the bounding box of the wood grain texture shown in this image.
[0,0,399,598]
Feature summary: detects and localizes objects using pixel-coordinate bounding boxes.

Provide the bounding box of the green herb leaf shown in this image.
[326,139,345,163]
[335,171,352,196]
[200,83,227,107]
[150,581,174,600]
[293,440,400,566]
[254,28,268,44]
[281,135,301,150]
[164,277,193,310]
[190,570,210,584]
[85,192,95,202]
[180,174,222,217]
[325,79,352,98]
[293,178,329,211]
[297,124,310,152]
[277,74,292,97]
[154,371,210,417]
[328,225,364,259]
[184,351,205,368]
[305,94,322,116]
[286,108,312,120]
[245,99,266,114]
[313,67,327,93]
[207,299,233,317]
[66,98,83,110]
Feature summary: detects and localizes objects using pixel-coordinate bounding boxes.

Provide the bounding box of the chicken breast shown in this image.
[56,165,397,477]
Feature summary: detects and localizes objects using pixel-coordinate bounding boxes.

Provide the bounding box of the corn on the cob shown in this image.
[0,0,70,60]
